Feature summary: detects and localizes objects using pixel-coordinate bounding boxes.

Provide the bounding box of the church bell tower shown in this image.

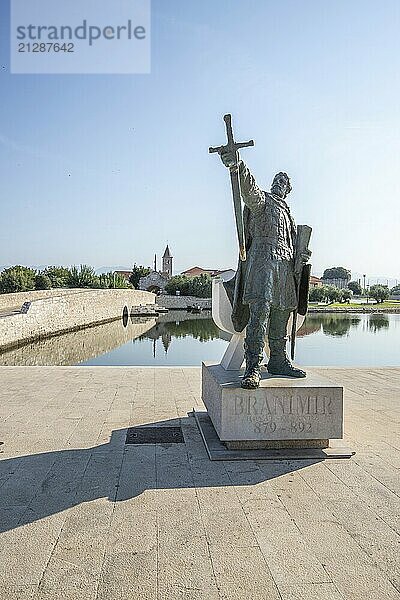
[162,245,173,277]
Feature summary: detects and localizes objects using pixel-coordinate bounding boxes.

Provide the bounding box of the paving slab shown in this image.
[0,366,399,600]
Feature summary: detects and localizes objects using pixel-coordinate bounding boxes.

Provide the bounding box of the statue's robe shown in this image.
[224,161,300,333]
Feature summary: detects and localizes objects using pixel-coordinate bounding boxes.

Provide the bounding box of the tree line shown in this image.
[0,265,131,293]
[310,282,395,304]
[1,264,397,303]
[125,266,213,297]
[0,264,213,298]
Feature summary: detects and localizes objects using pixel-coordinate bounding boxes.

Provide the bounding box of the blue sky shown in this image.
[1,0,399,279]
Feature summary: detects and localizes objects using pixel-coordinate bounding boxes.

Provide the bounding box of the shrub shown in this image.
[348,281,362,295]
[0,265,36,293]
[130,264,151,289]
[98,272,130,288]
[309,286,326,302]
[324,285,341,303]
[165,273,212,298]
[67,265,99,288]
[390,284,400,295]
[340,289,352,303]
[42,266,70,288]
[165,275,190,296]
[369,284,389,304]
[35,274,52,290]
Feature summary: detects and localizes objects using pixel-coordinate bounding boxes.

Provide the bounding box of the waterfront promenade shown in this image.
[0,366,399,599]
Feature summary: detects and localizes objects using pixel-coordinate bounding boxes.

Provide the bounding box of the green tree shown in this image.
[165,273,212,298]
[322,267,351,281]
[187,273,212,298]
[42,266,70,288]
[165,275,190,296]
[67,265,99,288]
[308,286,325,302]
[348,281,362,295]
[129,264,151,289]
[98,272,130,289]
[35,274,52,290]
[340,289,352,303]
[390,284,400,296]
[0,265,36,293]
[324,285,341,303]
[369,284,389,304]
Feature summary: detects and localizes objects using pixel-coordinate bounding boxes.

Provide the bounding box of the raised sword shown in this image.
[209,114,254,261]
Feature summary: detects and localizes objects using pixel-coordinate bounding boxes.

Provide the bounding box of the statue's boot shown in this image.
[241,300,268,389]
[241,352,262,389]
[267,343,306,378]
[267,309,306,378]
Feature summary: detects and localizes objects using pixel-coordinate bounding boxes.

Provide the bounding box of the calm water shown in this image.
[295,312,400,367]
[1,310,399,367]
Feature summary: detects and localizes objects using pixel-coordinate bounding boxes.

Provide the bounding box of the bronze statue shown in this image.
[210,115,312,389]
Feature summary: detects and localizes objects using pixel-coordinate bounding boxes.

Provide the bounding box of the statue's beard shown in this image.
[271,184,285,198]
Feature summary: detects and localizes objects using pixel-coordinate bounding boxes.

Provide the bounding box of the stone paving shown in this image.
[0,366,399,600]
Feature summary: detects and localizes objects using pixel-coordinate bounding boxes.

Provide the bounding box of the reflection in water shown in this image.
[0,310,399,367]
[282,313,364,339]
[321,315,361,338]
[296,319,321,337]
[140,310,229,358]
[367,313,389,332]
[297,312,400,367]
[0,317,156,366]
[300,313,362,338]
[302,312,391,337]
[77,310,230,367]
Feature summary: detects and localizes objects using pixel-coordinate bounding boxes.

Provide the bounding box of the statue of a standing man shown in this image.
[220,151,311,389]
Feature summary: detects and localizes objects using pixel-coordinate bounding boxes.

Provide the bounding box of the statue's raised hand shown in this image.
[220,149,237,168]
[299,249,312,265]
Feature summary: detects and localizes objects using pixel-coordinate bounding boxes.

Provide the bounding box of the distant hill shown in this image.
[0,264,47,272]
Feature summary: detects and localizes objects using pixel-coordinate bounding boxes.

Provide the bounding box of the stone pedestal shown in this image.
[201,362,344,453]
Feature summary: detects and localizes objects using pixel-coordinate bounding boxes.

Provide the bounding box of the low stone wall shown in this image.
[156,295,211,310]
[155,309,212,323]
[0,289,155,351]
[0,288,82,310]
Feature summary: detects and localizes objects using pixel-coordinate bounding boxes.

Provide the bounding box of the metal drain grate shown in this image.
[125,426,184,445]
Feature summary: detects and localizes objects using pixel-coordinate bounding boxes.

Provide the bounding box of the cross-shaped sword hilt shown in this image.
[209,114,254,162]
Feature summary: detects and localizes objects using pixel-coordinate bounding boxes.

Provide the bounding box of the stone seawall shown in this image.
[156,295,211,310]
[0,289,155,351]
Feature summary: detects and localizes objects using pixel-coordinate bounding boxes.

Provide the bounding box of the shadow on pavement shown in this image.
[0,416,322,534]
